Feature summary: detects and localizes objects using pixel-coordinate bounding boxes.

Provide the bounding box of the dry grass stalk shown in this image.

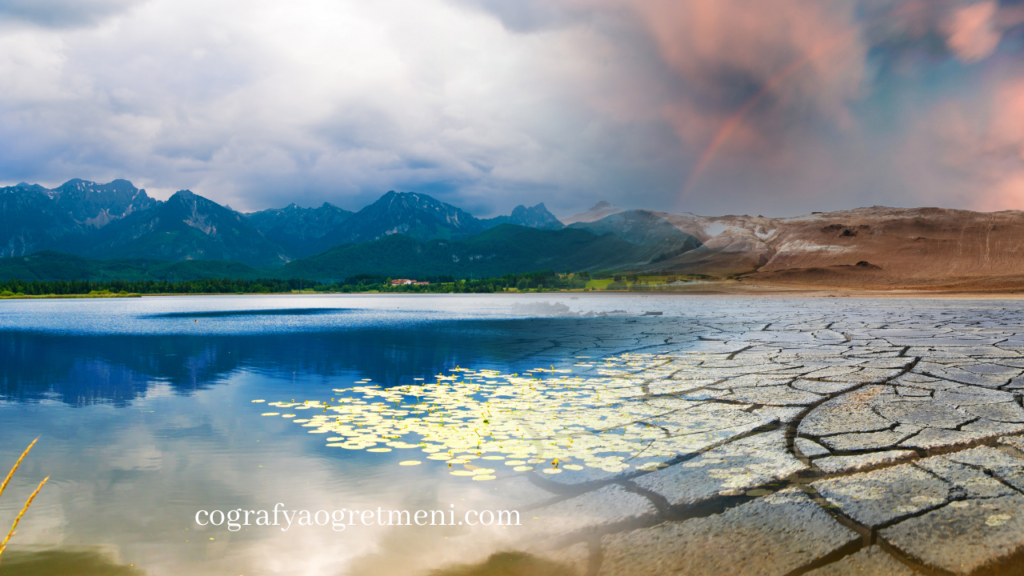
[0,476,49,559]
[0,438,37,502]
[0,439,46,566]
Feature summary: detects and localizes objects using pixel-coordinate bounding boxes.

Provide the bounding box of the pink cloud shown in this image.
[581,0,1024,209]
[468,0,1024,212]
[624,0,865,142]
[974,81,1024,210]
[944,1,1001,62]
[901,78,1024,211]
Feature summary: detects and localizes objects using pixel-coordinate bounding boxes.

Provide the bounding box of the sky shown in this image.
[1,0,1023,218]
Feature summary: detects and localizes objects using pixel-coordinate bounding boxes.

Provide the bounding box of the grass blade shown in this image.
[0,439,38,502]
[0,475,50,563]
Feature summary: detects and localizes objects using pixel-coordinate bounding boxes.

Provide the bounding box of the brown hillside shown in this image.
[640,206,1024,286]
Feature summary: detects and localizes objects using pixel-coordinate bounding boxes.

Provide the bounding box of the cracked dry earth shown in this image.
[501,302,1024,576]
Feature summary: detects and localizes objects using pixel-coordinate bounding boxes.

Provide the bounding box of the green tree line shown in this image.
[313,270,590,293]
[0,270,593,296]
[0,278,313,296]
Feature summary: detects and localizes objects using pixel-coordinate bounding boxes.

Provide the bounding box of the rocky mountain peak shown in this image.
[505,203,564,230]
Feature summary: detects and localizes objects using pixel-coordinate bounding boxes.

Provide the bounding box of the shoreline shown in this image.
[0,293,142,300]
[5,284,1024,300]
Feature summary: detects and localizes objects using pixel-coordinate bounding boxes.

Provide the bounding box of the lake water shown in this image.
[0,293,727,576]
[2,294,1023,576]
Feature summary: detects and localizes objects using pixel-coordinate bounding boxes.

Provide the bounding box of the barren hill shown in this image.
[635,206,1024,287]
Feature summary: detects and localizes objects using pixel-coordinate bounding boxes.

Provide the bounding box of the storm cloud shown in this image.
[1,0,1022,216]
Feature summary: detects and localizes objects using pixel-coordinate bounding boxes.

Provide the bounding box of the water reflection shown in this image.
[141,308,352,319]
[0,316,688,406]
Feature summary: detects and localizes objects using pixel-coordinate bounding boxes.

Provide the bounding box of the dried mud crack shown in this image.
[496,304,1024,576]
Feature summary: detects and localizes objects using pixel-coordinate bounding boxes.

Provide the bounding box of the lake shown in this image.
[0,293,728,576]
[3,294,1024,576]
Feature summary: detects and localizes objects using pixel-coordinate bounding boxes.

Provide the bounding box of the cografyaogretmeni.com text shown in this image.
[195,503,521,532]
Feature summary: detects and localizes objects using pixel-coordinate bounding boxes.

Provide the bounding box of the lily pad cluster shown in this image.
[251,352,746,481]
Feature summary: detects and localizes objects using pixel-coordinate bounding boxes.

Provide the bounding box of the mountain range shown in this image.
[0,179,157,258]
[7,178,1024,288]
[0,180,571,267]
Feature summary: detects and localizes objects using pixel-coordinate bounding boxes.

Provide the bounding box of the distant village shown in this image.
[389,279,430,286]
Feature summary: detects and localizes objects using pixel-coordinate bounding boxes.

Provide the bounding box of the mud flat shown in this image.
[486,304,1024,575]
